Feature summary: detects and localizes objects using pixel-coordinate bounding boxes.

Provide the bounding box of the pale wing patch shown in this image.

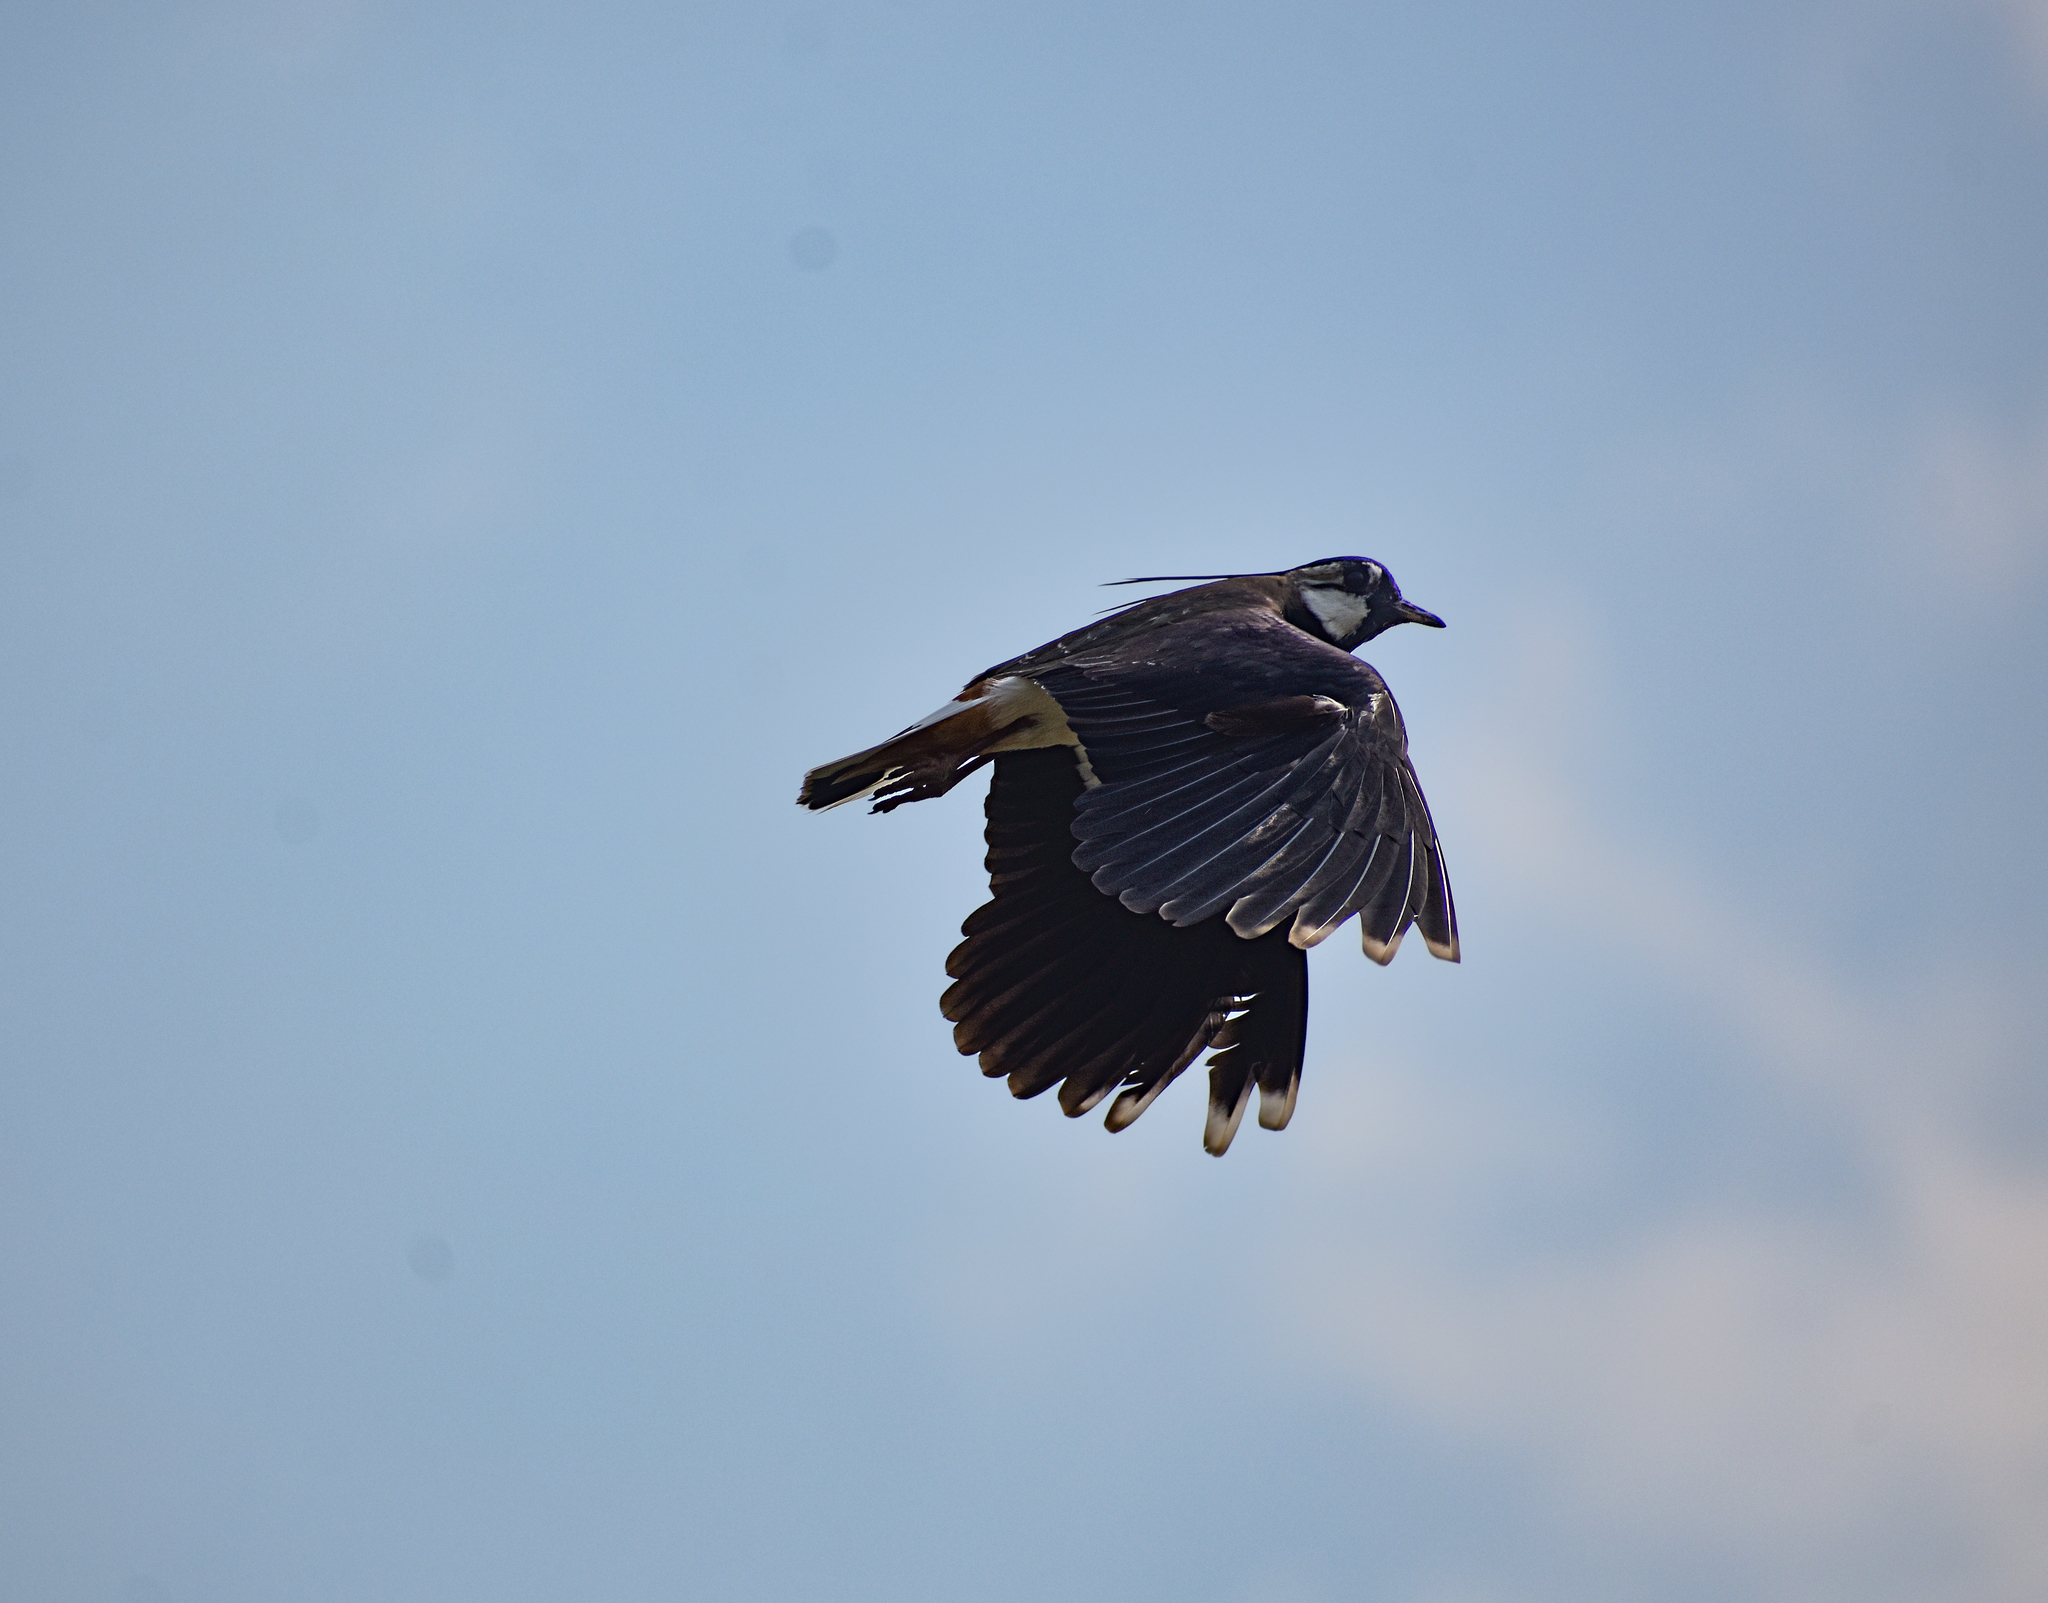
[970,676,1098,787]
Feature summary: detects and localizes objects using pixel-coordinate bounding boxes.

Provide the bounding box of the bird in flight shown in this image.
[798,557,1458,1154]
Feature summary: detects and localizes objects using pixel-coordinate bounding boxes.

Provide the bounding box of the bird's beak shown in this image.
[1392,598,1446,629]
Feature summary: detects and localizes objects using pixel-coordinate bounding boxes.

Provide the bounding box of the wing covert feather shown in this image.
[1034,659,1458,961]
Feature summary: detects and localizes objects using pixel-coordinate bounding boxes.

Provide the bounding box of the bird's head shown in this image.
[1107,556,1446,652]
[1280,557,1445,651]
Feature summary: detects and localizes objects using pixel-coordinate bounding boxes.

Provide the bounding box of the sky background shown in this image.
[4,3,2047,1600]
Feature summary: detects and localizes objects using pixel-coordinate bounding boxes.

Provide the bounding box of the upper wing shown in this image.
[1033,619,1458,963]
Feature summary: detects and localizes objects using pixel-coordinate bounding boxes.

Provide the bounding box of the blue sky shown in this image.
[4,4,2046,1600]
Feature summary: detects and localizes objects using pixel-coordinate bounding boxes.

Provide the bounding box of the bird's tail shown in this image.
[797,697,1033,813]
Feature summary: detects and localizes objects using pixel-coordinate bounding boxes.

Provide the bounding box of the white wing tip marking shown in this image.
[1256,1075,1298,1131]
[1360,925,1405,965]
[1288,909,1343,949]
[1203,1078,1255,1156]
[1105,1078,1169,1131]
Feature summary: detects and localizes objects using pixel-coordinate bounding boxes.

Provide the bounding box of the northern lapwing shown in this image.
[798,557,1458,1154]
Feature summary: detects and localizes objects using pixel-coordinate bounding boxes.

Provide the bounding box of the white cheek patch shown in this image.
[1300,585,1370,641]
